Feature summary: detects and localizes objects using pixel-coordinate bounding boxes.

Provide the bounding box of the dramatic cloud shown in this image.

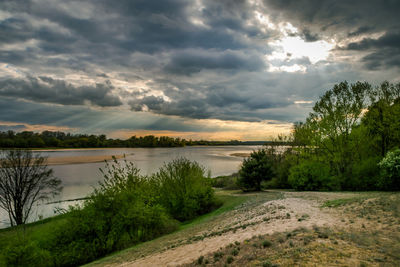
[0,76,122,107]
[263,0,400,69]
[0,0,398,139]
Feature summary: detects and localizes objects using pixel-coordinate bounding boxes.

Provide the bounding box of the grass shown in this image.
[0,213,70,266]
[322,197,368,207]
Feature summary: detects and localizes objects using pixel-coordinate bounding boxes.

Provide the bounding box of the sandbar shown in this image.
[46,154,126,165]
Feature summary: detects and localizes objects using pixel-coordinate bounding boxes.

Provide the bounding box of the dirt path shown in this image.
[114,192,346,267]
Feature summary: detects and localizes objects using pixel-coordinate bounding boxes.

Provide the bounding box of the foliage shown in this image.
[288,81,400,191]
[288,160,336,191]
[156,158,216,221]
[0,150,62,226]
[4,238,51,267]
[238,149,275,191]
[350,156,381,190]
[378,149,400,190]
[46,159,178,266]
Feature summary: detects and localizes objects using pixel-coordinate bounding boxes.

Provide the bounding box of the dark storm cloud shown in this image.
[0,76,122,107]
[164,50,266,75]
[263,0,400,36]
[344,32,400,69]
[263,0,400,69]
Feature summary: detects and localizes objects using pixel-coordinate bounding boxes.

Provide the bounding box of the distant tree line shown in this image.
[0,130,271,148]
[236,81,400,191]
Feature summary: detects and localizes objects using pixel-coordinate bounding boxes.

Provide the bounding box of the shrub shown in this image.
[262,239,272,248]
[288,160,336,191]
[156,158,217,221]
[237,149,275,191]
[350,156,381,190]
[46,158,178,266]
[4,239,51,267]
[378,149,400,190]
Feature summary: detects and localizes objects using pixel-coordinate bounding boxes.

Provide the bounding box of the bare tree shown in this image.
[0,150,62,226]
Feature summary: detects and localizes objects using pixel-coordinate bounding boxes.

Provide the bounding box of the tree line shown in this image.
[0,130,269,148]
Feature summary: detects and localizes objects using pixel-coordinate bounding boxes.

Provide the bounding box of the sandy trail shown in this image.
[116,192,344,267]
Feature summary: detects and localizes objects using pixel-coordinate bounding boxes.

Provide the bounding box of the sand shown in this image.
[46,154,126,165]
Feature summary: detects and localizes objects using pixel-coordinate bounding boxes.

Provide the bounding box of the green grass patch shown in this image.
[322,197,366,208]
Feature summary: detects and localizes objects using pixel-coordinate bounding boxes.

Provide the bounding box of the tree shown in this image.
[0,150,62,226]
[238,149,275,191]
[303,81,372,180]
[363,82,400,157]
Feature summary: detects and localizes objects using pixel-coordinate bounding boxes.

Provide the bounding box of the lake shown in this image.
[0,146,260,228]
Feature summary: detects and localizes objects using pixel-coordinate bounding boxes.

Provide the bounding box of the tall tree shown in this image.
[302,81,372,179]
[0,150,62,226]
[363,82,400,156]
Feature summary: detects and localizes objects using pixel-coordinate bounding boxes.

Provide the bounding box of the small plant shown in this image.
[197,255,204,265]
[231,248,239,256]
[262,239,272,248]
[214,251,224,262]
[298,214,309,221]
[226,256,234,264]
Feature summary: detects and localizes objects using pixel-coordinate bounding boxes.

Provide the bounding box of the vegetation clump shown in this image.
[237,149,275,191]
[378,148,400,190]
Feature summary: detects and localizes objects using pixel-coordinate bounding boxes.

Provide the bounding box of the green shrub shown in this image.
[378,149,400,190]
[288,160,336,191]
[262,239,272,248]
[237,149,275,191]
[350,156,381,190]
[4,239,51,267]
[45,159,178,266]
[156,158,217,221]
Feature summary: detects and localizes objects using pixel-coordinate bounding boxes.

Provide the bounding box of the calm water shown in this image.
[0,146,260,228]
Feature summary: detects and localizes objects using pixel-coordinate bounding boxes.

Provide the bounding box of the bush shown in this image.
[350,156,381,190]
[4,239,51,267]
[378,149,400,190]
[46,159,178,266]
[288,160,336,191]
[237,149,275,191]
[156,158,217,221]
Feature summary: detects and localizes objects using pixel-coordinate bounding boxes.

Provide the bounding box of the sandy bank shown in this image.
[46,154,126,165]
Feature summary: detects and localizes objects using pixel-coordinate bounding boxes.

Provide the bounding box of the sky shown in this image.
[0,0,399,140]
